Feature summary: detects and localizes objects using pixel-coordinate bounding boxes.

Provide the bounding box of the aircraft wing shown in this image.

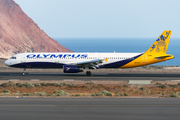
[68,59,104,69]
[77,59,103,67]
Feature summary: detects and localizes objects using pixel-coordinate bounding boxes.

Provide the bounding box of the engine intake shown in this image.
[63,65,83,73]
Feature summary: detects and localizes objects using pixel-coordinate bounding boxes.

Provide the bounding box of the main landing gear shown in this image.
[23,68,26,76]
[86,71,91,76]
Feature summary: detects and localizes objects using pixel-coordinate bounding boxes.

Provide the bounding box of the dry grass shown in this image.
[0,81,180,98]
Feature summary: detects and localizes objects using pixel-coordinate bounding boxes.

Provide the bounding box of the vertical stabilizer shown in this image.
[145,30,172,56]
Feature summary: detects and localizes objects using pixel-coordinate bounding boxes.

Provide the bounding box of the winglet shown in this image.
[104,58,109,62]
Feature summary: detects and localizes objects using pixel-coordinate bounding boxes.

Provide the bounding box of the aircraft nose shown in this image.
[4,60,10,66]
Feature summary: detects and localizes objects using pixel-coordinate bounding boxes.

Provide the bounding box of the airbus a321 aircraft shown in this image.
[5,30,174,76]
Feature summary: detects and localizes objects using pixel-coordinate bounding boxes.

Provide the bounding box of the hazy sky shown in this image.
[14,0,180,38]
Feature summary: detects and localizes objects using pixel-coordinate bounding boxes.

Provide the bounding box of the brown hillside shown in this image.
[0,0,72,58]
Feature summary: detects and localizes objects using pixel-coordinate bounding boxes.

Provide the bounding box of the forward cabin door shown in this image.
[55,58,59,63]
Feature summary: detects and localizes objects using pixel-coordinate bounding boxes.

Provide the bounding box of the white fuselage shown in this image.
[5,52,143,69]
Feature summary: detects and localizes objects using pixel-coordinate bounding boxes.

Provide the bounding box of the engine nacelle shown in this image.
[63,65,83,73]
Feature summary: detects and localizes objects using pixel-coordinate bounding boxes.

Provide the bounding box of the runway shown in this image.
[0,72,180,81]
[0,98,180,120]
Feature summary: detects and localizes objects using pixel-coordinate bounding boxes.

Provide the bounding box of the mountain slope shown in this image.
[0,0,72,58]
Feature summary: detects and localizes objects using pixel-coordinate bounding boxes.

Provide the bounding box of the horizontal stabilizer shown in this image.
[155,54,174,59]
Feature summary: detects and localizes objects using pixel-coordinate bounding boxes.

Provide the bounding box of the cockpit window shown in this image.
[10,57,16,59]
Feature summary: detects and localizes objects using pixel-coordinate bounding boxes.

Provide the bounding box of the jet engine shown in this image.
[63,65,83,73]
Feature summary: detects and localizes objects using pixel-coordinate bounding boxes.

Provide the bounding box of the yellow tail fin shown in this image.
[121,30,174,68]
[145,30,172,56]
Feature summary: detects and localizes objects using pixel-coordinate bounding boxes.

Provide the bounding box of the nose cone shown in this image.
[4,60,10,66]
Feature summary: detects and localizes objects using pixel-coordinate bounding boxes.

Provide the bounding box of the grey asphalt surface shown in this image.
[0,98,180,120]
[0,72,180,81]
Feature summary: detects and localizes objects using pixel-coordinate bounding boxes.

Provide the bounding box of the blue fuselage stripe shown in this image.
[101,53,143,68]
[10,62,65,68]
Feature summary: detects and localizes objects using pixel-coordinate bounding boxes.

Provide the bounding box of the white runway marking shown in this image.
[170,80,180,81]
[128,80,152,84]
[8,79,19,81]
[63,79,74,81]
[31,79,40,81]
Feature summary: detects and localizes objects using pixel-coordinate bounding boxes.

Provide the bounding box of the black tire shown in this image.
[86,71,91,76]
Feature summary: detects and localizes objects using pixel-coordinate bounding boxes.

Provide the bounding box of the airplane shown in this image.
[4,30,174,76]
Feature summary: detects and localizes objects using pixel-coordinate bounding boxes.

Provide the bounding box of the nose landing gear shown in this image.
[23,68,26,76]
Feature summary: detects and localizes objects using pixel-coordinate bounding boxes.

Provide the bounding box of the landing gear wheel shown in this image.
[86,71,91,76]
[23,72,25,76]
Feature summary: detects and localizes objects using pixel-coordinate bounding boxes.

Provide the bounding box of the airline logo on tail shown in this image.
[150,31,171,53]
